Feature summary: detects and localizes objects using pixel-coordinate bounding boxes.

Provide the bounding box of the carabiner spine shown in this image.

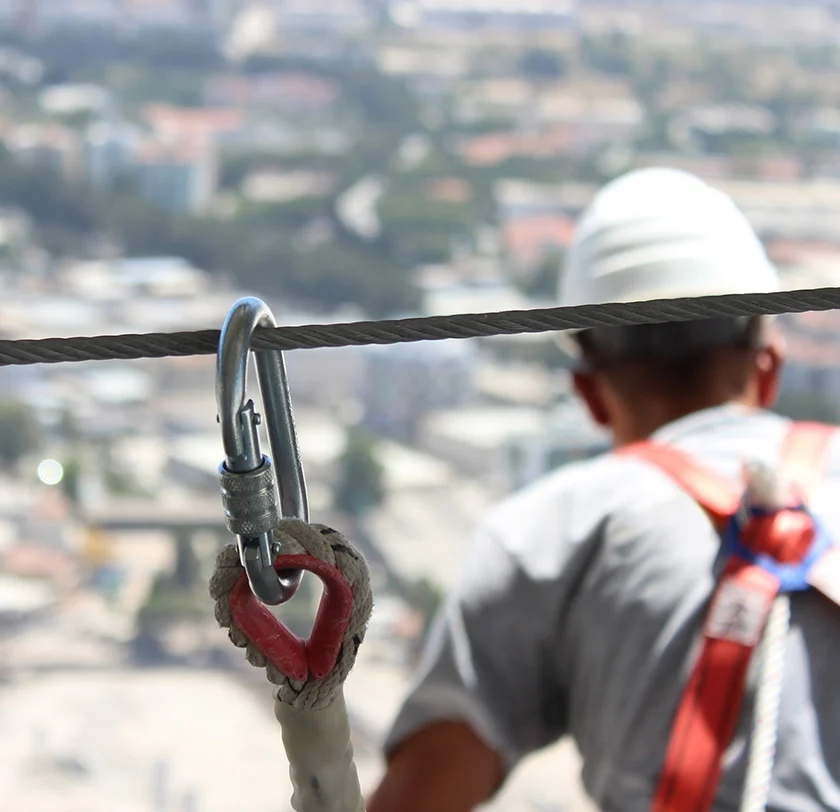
[254,349,308,523]
[216,296,309,606]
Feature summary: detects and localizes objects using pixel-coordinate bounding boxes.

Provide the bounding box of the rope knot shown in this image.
[209,518,372,711]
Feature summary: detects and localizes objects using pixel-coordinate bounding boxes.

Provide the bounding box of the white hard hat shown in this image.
[557,167,779,357]
[560,167,778,306]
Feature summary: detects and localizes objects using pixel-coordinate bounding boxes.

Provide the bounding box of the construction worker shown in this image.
[368,168,840,811]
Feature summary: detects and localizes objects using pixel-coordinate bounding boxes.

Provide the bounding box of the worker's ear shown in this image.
[573,370,611,427]
[756,332,786,409]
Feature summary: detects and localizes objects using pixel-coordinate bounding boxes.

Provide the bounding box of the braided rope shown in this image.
[208,518,373,711]
[737,461,792,812]
[274,695,365,812]
[2,287,840,366]
[740,595,790,812]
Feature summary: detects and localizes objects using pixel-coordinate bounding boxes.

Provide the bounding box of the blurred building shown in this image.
[277,0,374,32]
[715,179,840,242]
[419,398,608,493]
[34,0,117,30]
[671,104,777,153]
[62,256,210,301]
[502,214,574,275]
[284,346,364,410]
[494,179,597,222]
[131,139,217,214]
[2,123,80,179]
[418,277,535,316]
[772,254,840,408]
[83,121,143,188]
[504,400,610,491]
[141,104,245,149]
[0,208,32,262]
[241,169,339,203]
[0,574,57,626]
[360,340,477,441]
[205,72,341,118]
[377,44,470,89]
[81,107,230,212]
[121,0,194,31]
[391,0,578,30]
[38,83,113,118]
[535,94,645,153]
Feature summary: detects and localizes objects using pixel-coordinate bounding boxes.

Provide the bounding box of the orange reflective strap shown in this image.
[651,561,779,812]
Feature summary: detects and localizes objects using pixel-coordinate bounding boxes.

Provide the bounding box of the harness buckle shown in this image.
[728,459,828,593]
[216,296,308,606]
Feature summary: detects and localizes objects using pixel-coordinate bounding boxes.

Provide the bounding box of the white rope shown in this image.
[275,695,365,812]
[740,594,790,812]
[737,460,791,812]
[209,518,372,812]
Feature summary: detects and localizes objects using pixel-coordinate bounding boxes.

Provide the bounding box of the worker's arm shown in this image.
[369,518,571,812]
[367,720,503,812]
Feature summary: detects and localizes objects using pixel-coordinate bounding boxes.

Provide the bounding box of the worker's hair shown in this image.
[575,317,767,401]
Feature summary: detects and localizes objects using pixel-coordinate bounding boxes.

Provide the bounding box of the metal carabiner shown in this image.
[216,296,308,606]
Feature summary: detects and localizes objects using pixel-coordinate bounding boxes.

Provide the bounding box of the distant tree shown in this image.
[0,148,419,315]
[57,408,81,442]
[136,571,206,639]
[0,401,41,468]
[102,447,141,496]
[632,55,673,106]
[795,44,839,71]
[379,192,477,266]
[56,110,97,131]
[520,250,565,299]
[334,429,385,517]
[404,576,444,637]
[637,111,676,152]
[60,455,83,506]
[518,49,566,80]
[579,32,633,77]
[173,531,202,591]
[28,29,222,82]
[134,529,211,654]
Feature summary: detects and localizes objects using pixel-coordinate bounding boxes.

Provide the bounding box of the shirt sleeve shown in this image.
[383,521,568,777]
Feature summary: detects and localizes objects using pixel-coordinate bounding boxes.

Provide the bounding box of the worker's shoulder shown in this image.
[477,450,665,564]
[478,413,840,563]
[491,448,667,519]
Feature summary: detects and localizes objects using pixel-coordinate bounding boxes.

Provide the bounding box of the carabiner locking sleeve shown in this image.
[216,296,309,606]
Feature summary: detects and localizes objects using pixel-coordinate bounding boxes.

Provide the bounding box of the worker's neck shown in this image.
[611,393,756,447]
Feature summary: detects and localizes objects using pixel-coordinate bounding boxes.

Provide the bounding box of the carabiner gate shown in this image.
[216,296,308,606]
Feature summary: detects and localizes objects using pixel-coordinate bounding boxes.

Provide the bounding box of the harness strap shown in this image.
[619,441,740,530]
[777,421,834,503]
[620,421,835,812]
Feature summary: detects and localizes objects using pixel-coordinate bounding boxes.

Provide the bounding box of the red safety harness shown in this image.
[618,421,840,812]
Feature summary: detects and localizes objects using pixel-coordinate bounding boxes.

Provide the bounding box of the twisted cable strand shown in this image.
[0,287,838,366]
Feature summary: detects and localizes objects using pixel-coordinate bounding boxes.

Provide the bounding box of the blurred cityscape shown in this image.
[1,1,840,810]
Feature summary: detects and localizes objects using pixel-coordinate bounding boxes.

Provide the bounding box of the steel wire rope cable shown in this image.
[1,287,840,366]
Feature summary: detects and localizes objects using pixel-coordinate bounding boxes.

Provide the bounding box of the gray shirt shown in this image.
[384,405,840,811]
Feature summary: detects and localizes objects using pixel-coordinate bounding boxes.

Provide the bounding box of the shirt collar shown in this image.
[650,403,758,445]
